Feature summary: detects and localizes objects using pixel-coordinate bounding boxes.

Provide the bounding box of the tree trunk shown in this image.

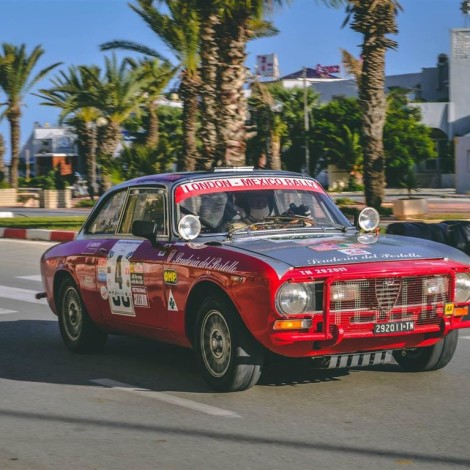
[97,121,122,192]
[145,103,159,149]
[199,13,222,165]
[0,134,5,182]
[360,45,387,210]
[7,107,21,189]
[270,133,282,170]
[180,73,199,171]
[218,19,249,167]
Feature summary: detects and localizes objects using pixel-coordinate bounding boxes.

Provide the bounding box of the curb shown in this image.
[0,227,76,242]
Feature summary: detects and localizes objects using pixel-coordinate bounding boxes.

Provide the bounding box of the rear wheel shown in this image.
[58,279,107,353]
[194,295,264,392]
[393,330,458,372]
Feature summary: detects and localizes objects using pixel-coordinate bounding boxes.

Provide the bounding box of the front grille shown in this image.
[329,275,451,330]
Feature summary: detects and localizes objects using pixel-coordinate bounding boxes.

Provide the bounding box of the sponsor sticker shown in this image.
[337,248,371,256]
[80,275,96,289]
[106,240,143,316]
[168,290,178,312]
[100,286,108,300]
[131,272,144,286]
[97,267,107,283]
[164,269,178,285]
[132,286,150,308]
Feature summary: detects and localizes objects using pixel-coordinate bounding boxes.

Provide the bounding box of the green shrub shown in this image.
[75,199,97,208]
[335,197,356,206]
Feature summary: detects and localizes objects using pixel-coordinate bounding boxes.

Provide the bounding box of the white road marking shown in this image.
[460,336,470,340]
[0,308,17,315]
[16,275,42,282]
[90,378,241,418]
[0,285,47,305]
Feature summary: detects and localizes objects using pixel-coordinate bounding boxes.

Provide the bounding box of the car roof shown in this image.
[113,168,312,189]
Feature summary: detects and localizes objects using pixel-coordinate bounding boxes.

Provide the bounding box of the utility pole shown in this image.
[303,66,310,175]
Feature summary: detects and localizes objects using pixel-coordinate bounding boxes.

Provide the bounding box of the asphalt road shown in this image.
[2,238,470,469]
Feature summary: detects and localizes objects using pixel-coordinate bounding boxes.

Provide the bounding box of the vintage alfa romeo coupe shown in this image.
[38,168,470,391]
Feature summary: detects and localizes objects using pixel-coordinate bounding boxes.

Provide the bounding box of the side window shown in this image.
[86,190,127,234]
[119,188,167,236]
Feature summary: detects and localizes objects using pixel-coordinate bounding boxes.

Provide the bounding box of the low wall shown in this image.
[0,189,17,207]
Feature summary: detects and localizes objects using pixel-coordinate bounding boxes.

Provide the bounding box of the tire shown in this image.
[58,279,108,353]
[194,295,264,392]
[393,330,458,372]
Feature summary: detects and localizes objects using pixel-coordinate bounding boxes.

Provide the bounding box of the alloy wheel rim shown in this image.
[63,287,82,341]
[201,310,231,378]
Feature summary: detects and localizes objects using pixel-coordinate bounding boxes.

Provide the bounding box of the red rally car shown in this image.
[38,168,470,391]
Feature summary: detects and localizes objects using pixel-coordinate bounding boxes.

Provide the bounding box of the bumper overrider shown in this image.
[268,264,470,358]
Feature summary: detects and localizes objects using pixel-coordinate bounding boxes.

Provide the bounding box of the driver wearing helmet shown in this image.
[245,193,271,222]
[224,191,272,231]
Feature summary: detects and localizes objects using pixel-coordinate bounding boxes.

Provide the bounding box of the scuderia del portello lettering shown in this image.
[167,251,240,273]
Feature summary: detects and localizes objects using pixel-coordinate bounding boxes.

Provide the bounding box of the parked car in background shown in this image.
[38,168,470,391]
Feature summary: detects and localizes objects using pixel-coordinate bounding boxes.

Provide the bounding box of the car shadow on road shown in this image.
[0,319,209,393]
[0,319,402,393]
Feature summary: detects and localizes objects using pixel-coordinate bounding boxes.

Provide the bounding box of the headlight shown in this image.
[178,214,201,240]
[276,283,308,315]
[358,207,380,232]
[455,273,470,303]
[424,277,448,296]
[331,283,359,302]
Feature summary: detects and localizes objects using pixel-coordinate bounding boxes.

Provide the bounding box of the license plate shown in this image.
[374,321,414,335]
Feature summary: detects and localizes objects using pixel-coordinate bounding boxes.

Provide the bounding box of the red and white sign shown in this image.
[315,64,340,76]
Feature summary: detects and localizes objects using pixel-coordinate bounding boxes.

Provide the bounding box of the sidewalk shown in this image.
[0,227,76,242]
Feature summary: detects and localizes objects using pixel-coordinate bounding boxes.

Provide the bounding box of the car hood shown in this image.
[228,232,470,268]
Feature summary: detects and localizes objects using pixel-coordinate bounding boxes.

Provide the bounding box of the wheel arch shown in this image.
[185,280,235,346]
[53,269,76,311]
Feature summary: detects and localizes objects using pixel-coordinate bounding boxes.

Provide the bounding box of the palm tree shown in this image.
[203,0,285,166]
[38,57,150,193]
[101,0,201,171]
[248,80,286,170]
[36,65,105,198]
[341,0,402,209]
[0,43,61,188]
[126,57,176,148]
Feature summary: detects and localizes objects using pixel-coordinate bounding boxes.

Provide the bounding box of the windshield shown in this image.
[175,176,352,235]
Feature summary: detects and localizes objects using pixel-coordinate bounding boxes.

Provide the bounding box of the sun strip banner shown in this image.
[175,176,323,202]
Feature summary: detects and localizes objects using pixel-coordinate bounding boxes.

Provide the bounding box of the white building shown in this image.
[19,122,79,178]
[275,27,470,193]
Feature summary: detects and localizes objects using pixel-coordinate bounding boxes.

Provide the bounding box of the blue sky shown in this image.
[0,0,467,158]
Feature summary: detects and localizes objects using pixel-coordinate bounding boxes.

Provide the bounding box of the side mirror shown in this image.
[132,220,158,246]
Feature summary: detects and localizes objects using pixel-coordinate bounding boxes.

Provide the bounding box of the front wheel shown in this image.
[58,279,108,353]
[393,330,459,372]
[194,295,264,392]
